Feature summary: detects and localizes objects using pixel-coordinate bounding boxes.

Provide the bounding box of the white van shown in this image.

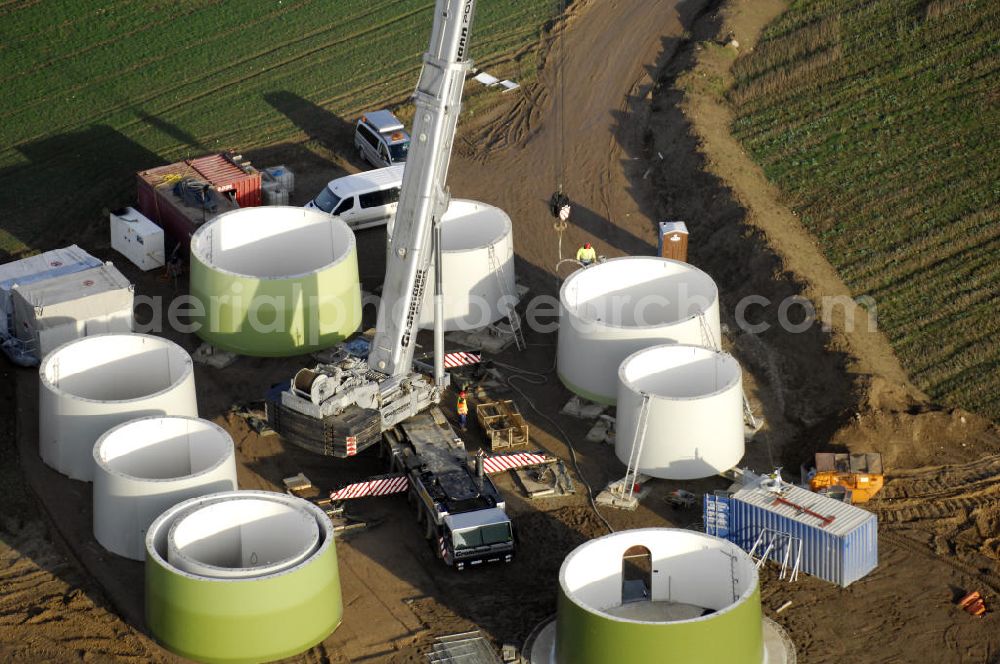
[305,164,404,230]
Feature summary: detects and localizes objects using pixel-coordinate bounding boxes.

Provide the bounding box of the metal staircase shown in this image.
[623,393,652,502]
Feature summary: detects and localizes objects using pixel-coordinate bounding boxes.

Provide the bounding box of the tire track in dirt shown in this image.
[0,0,400,106]
[880,531,1000,597]
[877,493,1000,525]
[0,4,203,85]
[0,521,169,662]
[874,454,1000,534]
[0,0,44,19]
[0,0,142,47]
[877,454,1000,500]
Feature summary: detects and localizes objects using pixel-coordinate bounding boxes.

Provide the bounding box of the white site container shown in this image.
[557,257,721,404]
[110,207,165,271]
[388,199,516,331]
[39,334,198,482]
[92,416,238,560]
[617,344,744,479]
[0,245,101,334]
[11,263,134,360]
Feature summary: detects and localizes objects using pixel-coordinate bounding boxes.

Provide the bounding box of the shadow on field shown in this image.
[264,91,365,170]
[0,126,165,261]
[133,110,208,155]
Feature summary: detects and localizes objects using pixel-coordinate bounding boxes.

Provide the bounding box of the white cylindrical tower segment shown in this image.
[39,334,198,481]
[616,344,744,479]
[557,257,721,404]
[389,199,516,331]
[92,416,238,560]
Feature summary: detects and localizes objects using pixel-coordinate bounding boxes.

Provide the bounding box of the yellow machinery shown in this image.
[809,452,884,504]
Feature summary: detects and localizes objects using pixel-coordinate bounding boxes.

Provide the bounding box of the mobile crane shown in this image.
[267,0,515,568]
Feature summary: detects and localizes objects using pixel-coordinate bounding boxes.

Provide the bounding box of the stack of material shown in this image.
[475,400,529,451]
[262,165,295,205]
[11,263,133,362]
[1,245,100,309]
[428,631,503,664]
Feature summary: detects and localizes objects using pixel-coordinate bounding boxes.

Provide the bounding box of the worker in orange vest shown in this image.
[576,242,597,266]
[456,390,469,430]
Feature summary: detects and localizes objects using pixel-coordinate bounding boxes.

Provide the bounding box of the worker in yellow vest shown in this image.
[456,390,469,430]
[576,242,597,266]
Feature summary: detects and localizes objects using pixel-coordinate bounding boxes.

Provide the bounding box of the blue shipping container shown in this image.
[703,492,731,540]
[713,474,878,587]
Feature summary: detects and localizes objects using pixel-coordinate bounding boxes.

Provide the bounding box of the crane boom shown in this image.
[368,0,477,378]
[269,0,482,450]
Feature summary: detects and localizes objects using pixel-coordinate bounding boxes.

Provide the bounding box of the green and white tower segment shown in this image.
[527,528,795,664]
[145,490,342,663]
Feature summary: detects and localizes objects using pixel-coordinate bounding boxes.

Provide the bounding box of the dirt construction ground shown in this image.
[2,0,1000,662]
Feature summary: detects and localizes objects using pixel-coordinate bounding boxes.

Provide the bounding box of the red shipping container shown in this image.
[136,152,261,247]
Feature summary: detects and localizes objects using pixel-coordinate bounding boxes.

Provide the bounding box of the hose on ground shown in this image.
[491,359,614,535]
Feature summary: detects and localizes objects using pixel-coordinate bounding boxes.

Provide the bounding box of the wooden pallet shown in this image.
[475,400,529,451]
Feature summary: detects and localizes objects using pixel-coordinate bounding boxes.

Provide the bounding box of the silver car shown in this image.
[354,110,410,168]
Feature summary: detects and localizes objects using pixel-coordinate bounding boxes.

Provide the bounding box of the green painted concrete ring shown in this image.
[188,207,362,357]
[145,490,342,663]
[555,528,765,664]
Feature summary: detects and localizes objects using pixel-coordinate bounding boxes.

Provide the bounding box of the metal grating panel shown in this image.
[427,631,502,664]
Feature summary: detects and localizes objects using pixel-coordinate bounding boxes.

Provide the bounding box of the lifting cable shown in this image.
[496,2,609,533]
[553,0,566,199]
[552,0,569,266]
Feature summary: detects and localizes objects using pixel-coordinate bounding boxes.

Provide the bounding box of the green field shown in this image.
[729,0,999,419]
[0,0,554,255]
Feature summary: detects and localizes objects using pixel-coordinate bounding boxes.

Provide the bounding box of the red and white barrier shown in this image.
[443,351,481,368]
[328,452,552,501]
[481,451,550,475]
[329,474,408,500]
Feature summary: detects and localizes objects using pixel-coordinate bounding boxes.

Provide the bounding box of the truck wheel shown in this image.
[424,516,434,540]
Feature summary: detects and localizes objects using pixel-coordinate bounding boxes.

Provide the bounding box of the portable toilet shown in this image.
[658,221,688,262]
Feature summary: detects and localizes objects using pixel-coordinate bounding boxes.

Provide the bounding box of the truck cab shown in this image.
[443,508,514,570]
[385,409,516,569]
[355,110,410,168]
